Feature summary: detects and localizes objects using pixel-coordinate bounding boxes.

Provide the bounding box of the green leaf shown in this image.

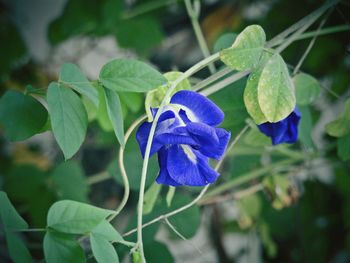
[145,71,191,120]
[6,231,32,263]
[82,95,98,121]
[213,33,237,53]
[99,59,167,93]
[243,52,271,124]
[44,231,85,263]
[0,90,48,141]
[166,187,176,207]
[96,84,113,131]
[59,63,99,107]
[119,92,143,113]
[257,53,296,122]
[91,220,123,242]
[326,99,350,137]
[0,191,32,263]
[220,25,266,71]
[47,82,88,159]
[51,161,89,202]
[143,182,162,215]
[337,133,350,161]
[91,234,119,263]
[293,73,321,105]
[298,106,315,148]
[0,191,28,230]
[103,87,125,146]
[47,200,116,234]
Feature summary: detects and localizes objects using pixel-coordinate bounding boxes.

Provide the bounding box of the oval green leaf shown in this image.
[47,200,116,234]
[99,59,167,92]
[103,87,125,146]
[293,73,321,105]
[220,25,266,71]
[47,82,88,159]
[0,90,48,141]
[90,234,119,263]
[0,191,28,230]
[257,53,296,122]
[143,182,162,215]
[326,99,350,137]
[91,220,123,242]
[243,52,271,124]
[44,231,85,263]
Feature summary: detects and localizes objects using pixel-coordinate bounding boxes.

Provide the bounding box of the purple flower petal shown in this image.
[258,108,301,145]
[170,90,224,126]
[166,145,219,186]
[136,110,177,157]
[186,122,231,160]
[156,147,181,186]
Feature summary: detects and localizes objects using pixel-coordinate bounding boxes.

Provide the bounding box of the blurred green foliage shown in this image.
[0,0,349,262]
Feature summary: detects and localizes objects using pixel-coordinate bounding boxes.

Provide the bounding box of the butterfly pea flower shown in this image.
[258,108,301,145]
[136,90,231,187]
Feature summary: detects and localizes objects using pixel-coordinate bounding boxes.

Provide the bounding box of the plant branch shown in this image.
[198,183,264,205]
[185,0,216,74]
[267,0,340,48]
[164,218,202,254]
[293,13,330,75]
[136,52,220,261]
[109,115,147,221]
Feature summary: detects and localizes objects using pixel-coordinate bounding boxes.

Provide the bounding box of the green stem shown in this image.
[267,0,340,48]
[87,172,110,185]
[109,115,147,222]
[295,24,350,42]
[200,70,250,97]
[136,52,220,262]
[185,0,216,74]
[193,67,232,91]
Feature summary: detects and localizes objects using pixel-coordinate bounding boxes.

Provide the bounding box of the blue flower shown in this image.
[136,90,231,187]
[258,108,301,145]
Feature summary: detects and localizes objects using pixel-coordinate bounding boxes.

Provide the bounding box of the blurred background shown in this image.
[0,0,350,262]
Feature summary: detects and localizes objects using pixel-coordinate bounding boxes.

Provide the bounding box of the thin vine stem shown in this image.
[136,52,220,261]
[164,218,203,254]
[293,13,329,75]
[193,67,232,91]
[185,0,216,74]
[109,115,147,222]
[267,0,339,48]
